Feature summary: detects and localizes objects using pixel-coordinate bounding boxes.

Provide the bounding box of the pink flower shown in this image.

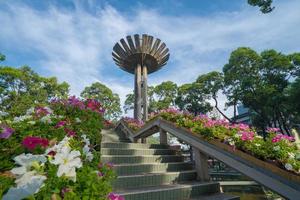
[22,136,49,150]
[64,128,76,137]
[272,134,294,143]
[0,125,14,139]
[239,131,255,141]
[267,127,281,134]
[108,193,124,200]
[98,162,103,169]
[55,120,67,128]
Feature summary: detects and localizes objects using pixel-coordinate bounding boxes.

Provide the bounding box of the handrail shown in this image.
[115,118,300,200]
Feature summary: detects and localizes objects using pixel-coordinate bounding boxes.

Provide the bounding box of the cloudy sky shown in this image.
[1,0,300,116]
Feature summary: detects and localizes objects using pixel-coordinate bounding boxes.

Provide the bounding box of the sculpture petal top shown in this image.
[112,34,170,74]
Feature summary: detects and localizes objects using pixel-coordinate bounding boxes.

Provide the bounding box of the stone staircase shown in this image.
[101,129,239,200]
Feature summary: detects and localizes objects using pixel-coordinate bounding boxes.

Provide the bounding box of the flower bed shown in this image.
[0,96,119,200]
[128,108,300,175]
[122,117,144,132]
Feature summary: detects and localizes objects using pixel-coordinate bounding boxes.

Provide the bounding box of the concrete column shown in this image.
[134,64,142,121]
[142,65,148,121]
[193,148,210,181]
[159,128,168,145]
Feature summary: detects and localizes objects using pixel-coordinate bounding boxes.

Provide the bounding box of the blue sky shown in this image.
[1,0,300,115]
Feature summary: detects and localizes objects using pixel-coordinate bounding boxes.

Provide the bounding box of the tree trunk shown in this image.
[213,97,232,122]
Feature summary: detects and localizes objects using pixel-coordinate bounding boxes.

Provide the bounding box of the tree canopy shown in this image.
[80,82,122,121]
[0,66,69,116]
[248,0,274,13]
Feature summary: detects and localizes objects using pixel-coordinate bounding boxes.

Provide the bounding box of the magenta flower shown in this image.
[106,162,114,169]
[61,188,71,198]
[35,106,50,117]
[55,120,67,128]
[22,136,49,150]
[108,193,125,200]
[0,125,14,139]
[98,162,103,169]
[64,128,76,137]
[97,171,103,177]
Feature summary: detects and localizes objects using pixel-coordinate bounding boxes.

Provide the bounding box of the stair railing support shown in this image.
[159,128,168,145]
[193,147,210,181]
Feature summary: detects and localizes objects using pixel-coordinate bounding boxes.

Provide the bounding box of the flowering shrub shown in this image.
[104,120,115,129]
[133,109,300,175]
[0,96,117,199]
[122,117,144,131]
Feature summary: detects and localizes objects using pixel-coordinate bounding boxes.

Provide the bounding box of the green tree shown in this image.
[248,0,274,13]
[223,47,299,134]
[196,71,231,121]
[0,66,69,116]
[153,81,178,110]
[80,82,121,121]
[175,83,212,115]
[0,53,5,62]
[123,86,156,114]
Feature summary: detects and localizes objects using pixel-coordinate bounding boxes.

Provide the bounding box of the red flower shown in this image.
[22,136,49,150]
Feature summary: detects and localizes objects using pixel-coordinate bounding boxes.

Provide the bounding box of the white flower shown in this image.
[40,115,52,124]
[3,174,46,200]
[288,152,295,159]
[3,153,47,200]
[285,163,293,171]
[51,146,82,181]
[27,121,36,125]
[255,135,263,139]
[273,146,280,151]
[44,106,53,114]
[45,136,70,155]
[81,135,93,162]
[26,107,35,115]
[13,115,32,123]
[255,143,261,147]
[0,111,8,117]
[75,118,81,123]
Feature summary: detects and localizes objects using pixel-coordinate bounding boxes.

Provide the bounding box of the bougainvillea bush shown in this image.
[132,108,300,175]
[0,96,118,200]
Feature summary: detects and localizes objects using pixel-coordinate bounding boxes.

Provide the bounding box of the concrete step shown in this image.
[101,142,169,149]
[101,148,177,156]
[101,155,185,164]
[101,129,131,143]
[113,170,197,189]
[114,162,194,176]
[117,182,220,200]
[189,193,240,200]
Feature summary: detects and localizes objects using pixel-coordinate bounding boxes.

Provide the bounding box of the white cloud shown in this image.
[0,0,300,117]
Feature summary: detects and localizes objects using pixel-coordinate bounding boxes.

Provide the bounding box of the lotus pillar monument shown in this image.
[112,34,170,122]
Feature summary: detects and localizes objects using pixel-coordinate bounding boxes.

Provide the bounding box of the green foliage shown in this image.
[175,83,212,115]
[0,53,5,62]
[153,81,178,110]
[0,175,14,198]
[80,82,121,121]
[0,66,69,117]
[223,47,300,133]
[248,0,274,13]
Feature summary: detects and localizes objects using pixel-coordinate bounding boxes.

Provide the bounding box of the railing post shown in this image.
[141,138,147,143]
[193,147,210,181]
[160,128,168,145]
